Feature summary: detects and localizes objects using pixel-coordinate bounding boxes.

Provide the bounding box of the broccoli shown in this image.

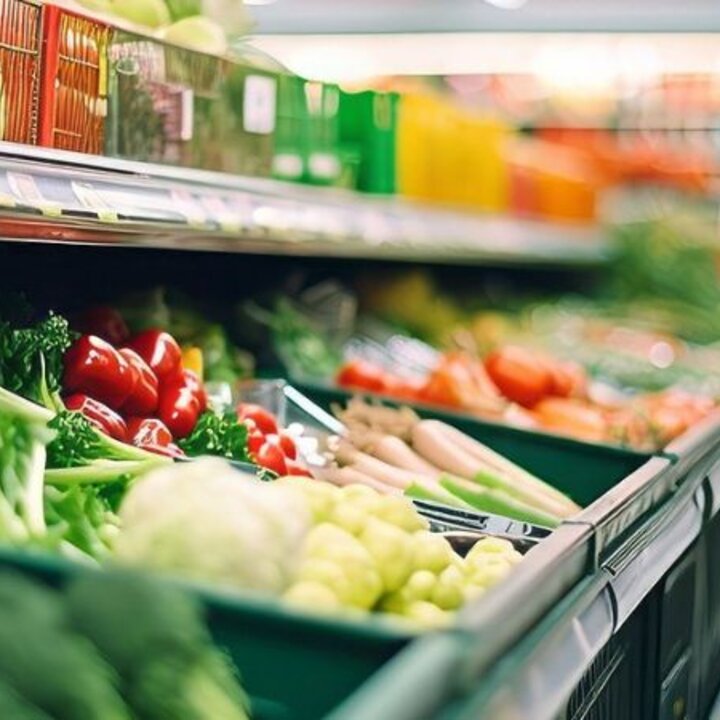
[0,312,74,409]
[66,572,251,720]
[178,411,250,463]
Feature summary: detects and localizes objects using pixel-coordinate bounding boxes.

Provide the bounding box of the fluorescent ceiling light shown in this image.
[250,33,720,84]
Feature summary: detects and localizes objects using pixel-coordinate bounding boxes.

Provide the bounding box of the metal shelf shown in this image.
[0,143,611,268]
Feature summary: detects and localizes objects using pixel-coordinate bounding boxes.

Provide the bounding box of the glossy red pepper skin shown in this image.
[126,417,173,447]
[74,307,129,346]
[119,349,160,416]
[158,381,200,439]
[142,442,186,459]
[65,393,128,441]
[181,369,207,413]
[128,330,182,381]
[63,335,135,409]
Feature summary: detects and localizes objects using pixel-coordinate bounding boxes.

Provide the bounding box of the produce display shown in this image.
[325,399,579,527]
[0,570,249,720]
[114,458,524,628]
[260,279,718,450]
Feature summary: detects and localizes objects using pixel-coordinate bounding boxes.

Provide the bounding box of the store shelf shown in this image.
[0,143,610,268]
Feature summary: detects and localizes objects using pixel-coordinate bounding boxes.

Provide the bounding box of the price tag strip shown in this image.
[6,172,63,218]
[72,182,119,223]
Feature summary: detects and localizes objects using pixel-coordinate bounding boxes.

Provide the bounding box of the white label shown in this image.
[72,182,119,223]
[244,75,277,135]
[309,153,340,180]
[7,173,62,217]
[170,189,207,228]
[272,154,303,179]
[180,88,194,142]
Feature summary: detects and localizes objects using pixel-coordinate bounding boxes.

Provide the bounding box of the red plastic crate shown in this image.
[38,4,111,154]
[0,0,42,144]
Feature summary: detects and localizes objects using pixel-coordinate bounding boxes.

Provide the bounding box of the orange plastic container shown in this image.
[38,4,110,154]
[0,0,42,144]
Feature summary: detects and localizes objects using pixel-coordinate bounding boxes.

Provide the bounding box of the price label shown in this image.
[72,182,119,223]
[170,189,207,228]
[244,75,277,135]
[6,172,62,217]
[200,196,240,233]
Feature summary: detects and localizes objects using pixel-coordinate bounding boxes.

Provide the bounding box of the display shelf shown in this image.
[0,142,610,267]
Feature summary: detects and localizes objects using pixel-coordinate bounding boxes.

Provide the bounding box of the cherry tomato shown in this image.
[336,359,387,393]
[484,346,554,408]
[278,431,297,460]
[247,430,265,456]
[284,458,312,477]
[126,417,173,447]
[254,441,287,476]
[237,403,278,436]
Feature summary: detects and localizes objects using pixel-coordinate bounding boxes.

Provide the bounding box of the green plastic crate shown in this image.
[0,548,416,720]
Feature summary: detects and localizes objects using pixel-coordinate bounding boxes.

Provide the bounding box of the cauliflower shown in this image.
[114,459,311,596]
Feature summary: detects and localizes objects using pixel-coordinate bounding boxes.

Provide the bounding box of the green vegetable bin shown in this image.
[0,548,417,720]
[106,30,276,176]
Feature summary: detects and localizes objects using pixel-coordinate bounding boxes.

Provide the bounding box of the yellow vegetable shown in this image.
[182,347,204,379]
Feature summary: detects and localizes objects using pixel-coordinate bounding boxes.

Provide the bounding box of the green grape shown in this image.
[296,558,352,604]
[402,601,452,629]
[329,502,369,536]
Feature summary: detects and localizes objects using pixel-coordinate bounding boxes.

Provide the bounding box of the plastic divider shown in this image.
[568,456,675,567]
[604,484,704,629]
[327,634,466,720]
[445,576,615,720]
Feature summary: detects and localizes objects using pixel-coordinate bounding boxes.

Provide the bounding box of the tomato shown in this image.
[336,359,388,393]
[182,369,208,413]
[128,330,182,381]
[247,430,265,456]
[237,403,278,435]
[120,349,160,416]
[254,441,287,476]
[418,370,464,408]
[548,361,587,398]
[285,459,312,477]
[158,381,201,439]
[532,398,607,442]
[278,431,297,460]
[484,346,554,408]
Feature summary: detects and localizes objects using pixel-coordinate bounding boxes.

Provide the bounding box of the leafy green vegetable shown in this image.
[0,574,132,720]
[0,675,53,720]
[0,313,74,409]
[0,405,54,543]
[165,0,202,21]
[46,411,157,468]
[44,484,121,561]
[178,411,250,462]
[66,572,250,720]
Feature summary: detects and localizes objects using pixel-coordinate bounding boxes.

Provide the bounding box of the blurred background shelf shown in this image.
[0,143,610,267]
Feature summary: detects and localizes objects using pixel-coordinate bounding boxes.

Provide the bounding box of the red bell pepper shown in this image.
[65,394,128,441]
[181,369,207,413]
[158,380,200,439]
[74,306,129,346]
[127,329,182,380]
[141,442,186,459]
[126,417,173,448]
[119,349,160,416]
[63,335,135,409]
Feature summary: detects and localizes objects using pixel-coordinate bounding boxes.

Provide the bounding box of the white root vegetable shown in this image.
[430,421,580,514]
[335,443,415,490]
[411,421,575,519]
[322,466,402,495]
[369,435,441,478]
